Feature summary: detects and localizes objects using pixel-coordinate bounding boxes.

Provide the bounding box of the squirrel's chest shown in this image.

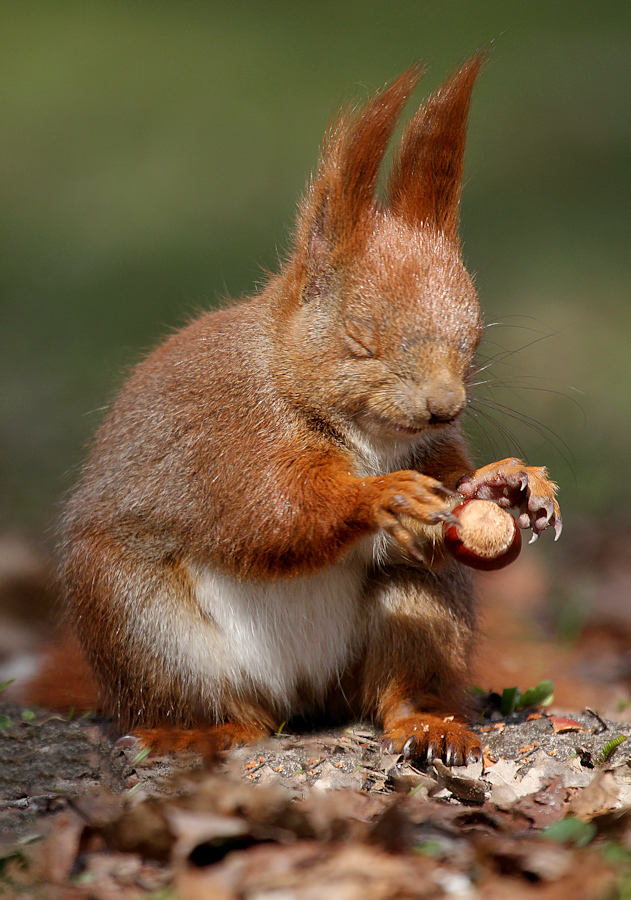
[190,556,368,707]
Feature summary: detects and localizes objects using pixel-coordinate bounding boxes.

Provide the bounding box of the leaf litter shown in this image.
[4,699,631,897]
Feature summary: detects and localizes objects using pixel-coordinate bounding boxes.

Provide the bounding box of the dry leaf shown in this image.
[569,770,620,820]
[102,798,174,861]
[549,716,586,734]
[31,810,85,884]
[433,760,486,804]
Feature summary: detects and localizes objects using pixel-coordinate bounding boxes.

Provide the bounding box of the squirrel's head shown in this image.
[273,57,484,443]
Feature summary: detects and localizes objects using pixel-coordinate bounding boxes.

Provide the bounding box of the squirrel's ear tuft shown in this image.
[387,53,485,238]
[296,64,423,266]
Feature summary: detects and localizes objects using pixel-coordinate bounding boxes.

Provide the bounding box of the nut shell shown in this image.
[443,499,521,571]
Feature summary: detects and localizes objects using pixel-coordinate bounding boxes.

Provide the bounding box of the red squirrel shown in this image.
[44,56,561,765]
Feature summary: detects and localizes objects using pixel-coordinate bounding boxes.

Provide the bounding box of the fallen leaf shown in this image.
[514,777,567,829]
[433,760,486,805]
[168,808,249,862]
[177,841,442,900]
[31,810,84,884]
[386,764,434,795]
[569,770,620,820]
[548,716,586,734]
[101,798,174,862]
[312,760,364,792]
[368,798,416,852]
[476,833,573,882]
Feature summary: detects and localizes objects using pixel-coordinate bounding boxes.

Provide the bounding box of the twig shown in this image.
[584,707,608,735]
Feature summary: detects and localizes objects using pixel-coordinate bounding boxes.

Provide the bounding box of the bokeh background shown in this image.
[1,2,630,711]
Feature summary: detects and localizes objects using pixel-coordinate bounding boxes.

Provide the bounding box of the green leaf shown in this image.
[71,870,97,885]
[542,816,597,847]
[0,715,13,731]
[467,685,487,696]
[21,709,36,722]
[500,686,520,716]
[517,680,555,709]
[599,735,627,765]
[130,746,151,767]
[414,840,443,857]
[601,841,631,866]
[0,679,15,693]
[125,781,143,798]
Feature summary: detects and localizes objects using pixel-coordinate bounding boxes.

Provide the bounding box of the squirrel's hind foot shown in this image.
[117,721,272,760]
[381,713,481,767]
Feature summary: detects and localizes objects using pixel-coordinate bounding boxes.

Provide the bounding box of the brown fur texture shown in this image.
[38,56,562,765]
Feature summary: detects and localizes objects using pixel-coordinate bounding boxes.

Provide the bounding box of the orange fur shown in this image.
[33,57,561,764]
[26,628,100,712]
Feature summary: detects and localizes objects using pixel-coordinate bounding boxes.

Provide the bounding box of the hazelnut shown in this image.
[443,499,521,570]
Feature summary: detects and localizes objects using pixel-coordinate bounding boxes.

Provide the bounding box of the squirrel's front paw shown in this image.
[458,457,562,542]
[371,471,454,562]
[381,713,481,766]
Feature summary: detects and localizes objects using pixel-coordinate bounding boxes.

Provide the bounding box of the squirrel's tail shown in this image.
[22,627,101,713]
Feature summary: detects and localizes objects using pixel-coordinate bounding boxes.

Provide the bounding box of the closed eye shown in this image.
[346,333,375,357]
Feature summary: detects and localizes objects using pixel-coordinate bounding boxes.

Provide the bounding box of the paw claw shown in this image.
[403,736,418,759]
[431,510,459,527]
[113,734,145,755]
[381,738,395,755]
[554,518,563,541]
[386,521,425,564]
[465,459,561,545]
[466,747,482,765]
[374,471,454,558]
[382,715,480,767]
[434,485,457,501]
[529,531,539,544]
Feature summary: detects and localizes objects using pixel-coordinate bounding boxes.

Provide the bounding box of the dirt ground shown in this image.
[1,516,630,898]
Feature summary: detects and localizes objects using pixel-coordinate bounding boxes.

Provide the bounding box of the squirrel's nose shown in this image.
[426,378,466,424]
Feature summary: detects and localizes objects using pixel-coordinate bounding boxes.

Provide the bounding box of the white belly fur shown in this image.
[187,555,367,713]
[172,434,425,716]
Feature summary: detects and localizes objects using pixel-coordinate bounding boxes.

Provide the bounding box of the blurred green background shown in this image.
[1,1,630,540]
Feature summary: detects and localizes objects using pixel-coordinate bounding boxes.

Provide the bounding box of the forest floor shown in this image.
[0,515,630,899]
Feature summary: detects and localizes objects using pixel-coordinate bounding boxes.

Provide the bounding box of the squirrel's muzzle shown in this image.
[425,377,466,424]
